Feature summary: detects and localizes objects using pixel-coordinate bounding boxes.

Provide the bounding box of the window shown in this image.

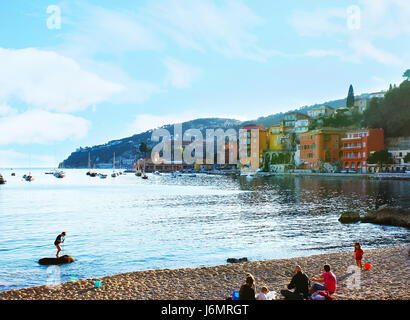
[363,142,366,147]
[363,152,366,158]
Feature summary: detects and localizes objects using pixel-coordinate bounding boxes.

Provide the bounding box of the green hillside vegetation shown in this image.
[363,78,410,138]
[308,110,364,131]
[61,73,410,168]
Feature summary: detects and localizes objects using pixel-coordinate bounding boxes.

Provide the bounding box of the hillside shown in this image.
[60,93,372,168]
[61,118,242,168]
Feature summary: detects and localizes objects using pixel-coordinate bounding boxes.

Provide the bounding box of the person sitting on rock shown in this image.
[280,265,310,300]
[54,232,66,258]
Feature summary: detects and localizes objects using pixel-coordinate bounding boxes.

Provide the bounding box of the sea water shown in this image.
[0,168,409,291]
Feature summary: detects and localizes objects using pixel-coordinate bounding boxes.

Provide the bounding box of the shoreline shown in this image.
[0,245,408,300]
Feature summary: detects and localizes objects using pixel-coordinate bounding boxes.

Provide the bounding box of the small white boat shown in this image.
[23,174,34,182]
[99,174,107,179]
[53,170,66,178]
[153,171,162,176]
[189,173,196,177]
[111,152,118,178]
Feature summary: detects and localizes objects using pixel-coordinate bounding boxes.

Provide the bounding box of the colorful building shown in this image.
[294,119,310,134]
[341,129,384,173]
[283,112,310,128]
[307,105,335,118]
[268,123,285,150]
[299,128,346,170]
[385,136,410,172]
[239,124,267,170]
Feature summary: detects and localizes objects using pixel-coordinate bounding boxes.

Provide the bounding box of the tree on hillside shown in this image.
[139,142,151,158]
[403,69,410,81]
[346,84,355,109]
[367,149,393,170]
[404,153,410,164]
[363,80,410,137]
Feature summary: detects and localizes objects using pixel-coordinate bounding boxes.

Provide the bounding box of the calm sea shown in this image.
[0,168,409,291]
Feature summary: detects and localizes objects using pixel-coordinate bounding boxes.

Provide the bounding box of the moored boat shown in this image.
[24,174,34,182]
[0,174,6,184]
[53,170,66,178]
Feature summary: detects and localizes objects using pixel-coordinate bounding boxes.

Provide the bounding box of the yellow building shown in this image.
[268,123,285,150]
[239,124,268,170]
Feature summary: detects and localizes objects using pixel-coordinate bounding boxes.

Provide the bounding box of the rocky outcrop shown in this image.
[338,212,361,223]
[226,257,248,264]
[38,255,75,265]
[360,205,410,229]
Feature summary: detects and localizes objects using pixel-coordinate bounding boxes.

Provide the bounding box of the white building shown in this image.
[294,119,310,134]
[307,105,335,118]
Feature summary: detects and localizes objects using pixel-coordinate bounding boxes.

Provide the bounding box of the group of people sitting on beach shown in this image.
[236,242,365,300]
[237,264,336,301]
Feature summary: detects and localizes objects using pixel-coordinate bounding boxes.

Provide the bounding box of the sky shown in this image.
[0,0,409,167]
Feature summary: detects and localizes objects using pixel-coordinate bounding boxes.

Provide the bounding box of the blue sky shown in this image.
[0,0,409,167]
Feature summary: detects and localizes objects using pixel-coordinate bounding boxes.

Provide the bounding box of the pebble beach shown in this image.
[0,245,408,300]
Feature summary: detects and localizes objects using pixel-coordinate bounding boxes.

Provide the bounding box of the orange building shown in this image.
[299,128,345,170]
[341,129,384,173]
[239,124,268,169]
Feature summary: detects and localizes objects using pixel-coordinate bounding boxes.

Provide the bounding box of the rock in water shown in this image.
[227,257,248,264]
[338,212,361,223]
[38,255,75,265]
[361,206,410,228]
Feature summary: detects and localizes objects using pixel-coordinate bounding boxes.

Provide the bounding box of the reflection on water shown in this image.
[0,169,409,291]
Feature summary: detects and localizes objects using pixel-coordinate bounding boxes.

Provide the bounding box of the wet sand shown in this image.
[0,245,408,300]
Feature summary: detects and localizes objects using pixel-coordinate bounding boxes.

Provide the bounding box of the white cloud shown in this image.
[61,4,163,56]
[163,57,202,88]
[0,104,17,116]
[349,38,404,67]
[289,2,408,67]
[147,0,274,61]
[289,8,347,37]
[0,47,125,113]
[303,49,343,58]
[0,109,90,145]
[0,149,55,168]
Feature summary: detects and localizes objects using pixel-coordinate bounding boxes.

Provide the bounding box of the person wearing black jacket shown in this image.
[239,273,256,300]
[280,265,310,300]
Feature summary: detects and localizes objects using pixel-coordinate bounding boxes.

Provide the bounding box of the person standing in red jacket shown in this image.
[354,242,364,270]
